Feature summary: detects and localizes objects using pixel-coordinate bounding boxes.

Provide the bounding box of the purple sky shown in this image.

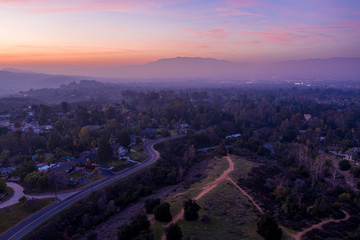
[0,0,359,76]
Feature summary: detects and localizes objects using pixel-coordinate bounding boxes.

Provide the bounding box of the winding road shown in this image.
[0,135,183,240]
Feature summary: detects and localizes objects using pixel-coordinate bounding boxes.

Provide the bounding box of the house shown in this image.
[180,123,190,129]
[0,120,10,127]
[304,114,312,121]
[225,133,241,139]
[141,128,158,135]
[85,125,102,131]
[118,146,128,157]
[52,162,75,173]
[112,143,128,159]
[43,125,53,131]
[78,151,97,163]
[344,148,360,161]
[0,167,15,176]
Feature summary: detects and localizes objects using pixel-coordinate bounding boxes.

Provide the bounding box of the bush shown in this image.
[144,198,161,214]
[257,214,282,240]
[183,199,201,221]
[338,193,351,202]
[351,166,360,178]
[117,213,152,240]
[153,202,172,222]
[339,160,351,171]
[0,177,6,193]
[165,224,182,240]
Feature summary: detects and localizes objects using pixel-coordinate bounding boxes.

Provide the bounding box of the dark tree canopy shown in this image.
[117,213,152,240]
[97,136,113,162]
[183,199,201,221]
[165,224,183,240]
[339,160,351,171]
[153,202,172,222]
[144,198,161,214]
[257,214,282,240]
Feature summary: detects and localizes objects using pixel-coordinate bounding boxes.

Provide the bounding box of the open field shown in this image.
[152,155,262,240]
[129,151,148,162]
[178,181,262,240]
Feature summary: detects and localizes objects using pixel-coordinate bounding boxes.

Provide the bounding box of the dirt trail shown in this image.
[227,177,263,214]
[224,160,351,240]
[278,210,350,240]
[161,156,234,240]
[161,155,351,240]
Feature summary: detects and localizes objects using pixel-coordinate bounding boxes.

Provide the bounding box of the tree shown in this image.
[183,199,201,221]
[338,193,351,202]
[97,136,113,162]
[119,131,131,147]
[257,214,282,240]
[216,139,227,156]
[16,159,38,182]
[165,224,182,240]
[75,106,90,126]
[47,130,62,152]
[117,213,152,240]
[105,105,116,120]
[339,160,351,171]
[0,149,10,167]
[0,177,6,193]
[23,171,48,192]
[18,196,28,208]
[144,198,161,214]
[153,202,172,222]
[79,127,91,147]
[60,101,69,113]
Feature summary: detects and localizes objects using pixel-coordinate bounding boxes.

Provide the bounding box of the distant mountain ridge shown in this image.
[1,57,359,93]
[0,70,79,92]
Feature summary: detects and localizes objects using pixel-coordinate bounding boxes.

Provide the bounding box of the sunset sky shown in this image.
[0,0,359,76]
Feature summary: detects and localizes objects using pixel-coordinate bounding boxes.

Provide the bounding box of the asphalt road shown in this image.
[0,135,184,240]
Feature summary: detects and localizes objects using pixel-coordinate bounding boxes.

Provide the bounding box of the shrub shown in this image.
[338,193,351,202]
[183,199,201,221]
[153,202,172,222]
[339,160,351,171]
[257,214,282,240]
[117,213,152,240]
[165,224,182,240]
[144,198,161,214]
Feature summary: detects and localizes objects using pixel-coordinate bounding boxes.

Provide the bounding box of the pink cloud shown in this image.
[216,8,262,17]
[223,0,259,7]
[183,28,231,39]
[251,31,294,42]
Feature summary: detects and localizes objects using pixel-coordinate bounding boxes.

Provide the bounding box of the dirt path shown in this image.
[161,155,351,240]
[225,160,351,240]
[161,156,234,240]
[227,177,263,214]
[279,210,350,240]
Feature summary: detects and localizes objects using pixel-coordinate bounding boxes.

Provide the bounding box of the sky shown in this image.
[0,0,359,76]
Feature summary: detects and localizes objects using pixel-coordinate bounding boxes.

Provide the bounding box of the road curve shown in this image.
[0,135,184,240]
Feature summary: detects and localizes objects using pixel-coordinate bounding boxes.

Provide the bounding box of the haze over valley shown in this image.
[0,1,360,240]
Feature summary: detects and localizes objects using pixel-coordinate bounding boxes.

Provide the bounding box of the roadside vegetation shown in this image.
[0,198,53,234]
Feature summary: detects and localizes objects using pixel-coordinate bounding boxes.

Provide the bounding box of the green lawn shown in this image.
[0,198,53,234]
[129,151,148,162]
